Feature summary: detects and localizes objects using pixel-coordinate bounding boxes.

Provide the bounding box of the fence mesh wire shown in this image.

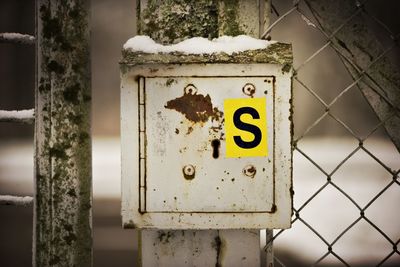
[265,0,399,266]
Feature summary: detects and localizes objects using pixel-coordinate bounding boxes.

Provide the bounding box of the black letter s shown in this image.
[233,107,262,149]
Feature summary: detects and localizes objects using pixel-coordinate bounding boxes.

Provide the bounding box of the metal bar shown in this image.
[262,2,274,265]
[0,109,35,124]
[0,32,35,45]
[261,5,297,39]
[330,216,362,247]
[265,229,274,267]
[330,251,350,267]
[294,77,328,108]
[327,43,397,109]
[34,0,92,266]
[328,113,359,140]
[361,145,395,174]
[297,216,330,247]
[295,41,331,72]
[0,195,34,206]
[294,111,329,142]
[330,181,362,211]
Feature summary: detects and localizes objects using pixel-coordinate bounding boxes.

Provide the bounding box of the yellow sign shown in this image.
[224,98,268,158]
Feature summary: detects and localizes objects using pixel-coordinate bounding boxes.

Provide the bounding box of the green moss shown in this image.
[47,60,65,74]
[157,230,175,244]
[139,0,219,44]
[40,4,74,52]
[49,146,68,160]
[38,79,51,92]
[79,132,90,144]
[36,4,91,265]
[63,83,81,104]
[40,5,61,39]
[63,231,77,245]
[121,42,293,67]
[68,113,83,125]
[219,0,245,36]
[281,63,292,74]
[67,188,77,198]
[49,256,61,265]
[166,78,175,86]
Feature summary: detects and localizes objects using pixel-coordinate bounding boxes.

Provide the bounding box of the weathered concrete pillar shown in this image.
[218,0,270,38]
[137,0,271,43]
[135,1,272,266]
[35,0,92,266]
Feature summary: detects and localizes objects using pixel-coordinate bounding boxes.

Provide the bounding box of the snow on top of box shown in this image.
[123,35,275,55]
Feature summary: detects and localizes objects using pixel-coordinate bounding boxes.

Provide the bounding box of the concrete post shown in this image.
[136,1,272,266]
[34,0,92,266]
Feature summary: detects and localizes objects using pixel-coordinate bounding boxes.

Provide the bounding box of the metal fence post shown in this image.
[136,1,272,266]
[34,0,92,266]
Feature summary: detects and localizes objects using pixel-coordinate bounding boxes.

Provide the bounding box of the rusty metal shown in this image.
[35,0,92,266]
[184,83,198,95]
[165,89,220,124]
[243,165,257,178]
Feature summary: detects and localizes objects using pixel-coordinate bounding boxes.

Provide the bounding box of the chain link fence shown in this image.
[263,0,399,266]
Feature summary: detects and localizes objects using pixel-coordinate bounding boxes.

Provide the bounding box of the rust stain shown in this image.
[243,165,256,178]
[186,126,194,135]
[242,83,256,97]
[165,89,223,124]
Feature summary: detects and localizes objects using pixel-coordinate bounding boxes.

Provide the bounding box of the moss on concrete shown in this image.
[120,42,293,70]
[139,0,219,44]
[36,0,92,266]
[218,0,245,36]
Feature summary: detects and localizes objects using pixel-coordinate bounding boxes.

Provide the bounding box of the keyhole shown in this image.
[211,139,220,159]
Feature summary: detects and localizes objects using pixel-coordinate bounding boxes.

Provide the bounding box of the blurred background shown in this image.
[0,0,399,266]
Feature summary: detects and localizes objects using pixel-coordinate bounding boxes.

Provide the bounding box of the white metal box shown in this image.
[121,44,293,229]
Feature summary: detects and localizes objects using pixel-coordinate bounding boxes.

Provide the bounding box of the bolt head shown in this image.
[243,165,256,178]
[242,83,256,97]
[183,164,195,180]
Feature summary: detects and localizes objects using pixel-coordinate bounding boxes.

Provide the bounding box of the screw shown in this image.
[243,165,256,178]
[182,164,195,180]
[184,84,197,95]
[242,83,256,97]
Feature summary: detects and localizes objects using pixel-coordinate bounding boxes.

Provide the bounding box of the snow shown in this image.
[0,109,34,123]
[123,35,275,55]
[0,32,35,44]
[0,195,33,206]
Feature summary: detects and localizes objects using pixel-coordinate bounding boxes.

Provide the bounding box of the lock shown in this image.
[211,139,220,159]
[121,42,293,229]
